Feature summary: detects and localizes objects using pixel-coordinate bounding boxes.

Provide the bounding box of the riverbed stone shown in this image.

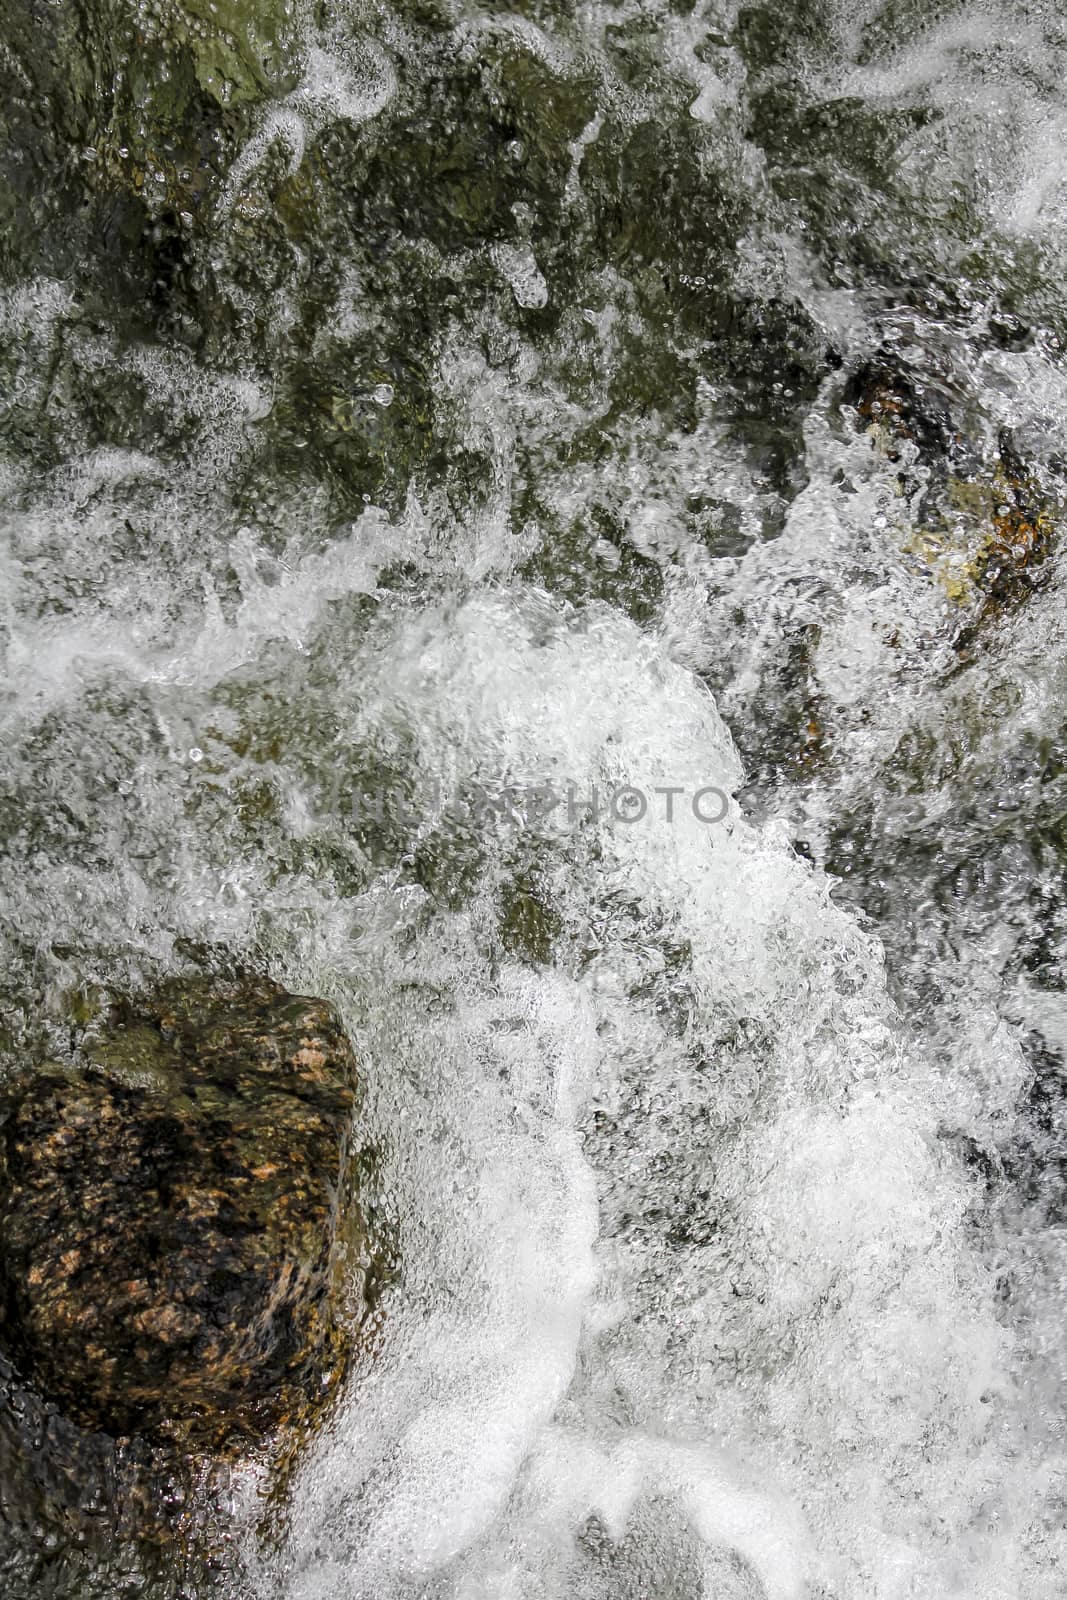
[0,976,381,1448]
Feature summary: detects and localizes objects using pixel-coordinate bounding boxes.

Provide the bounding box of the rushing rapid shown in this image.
[1,0,1066,1595]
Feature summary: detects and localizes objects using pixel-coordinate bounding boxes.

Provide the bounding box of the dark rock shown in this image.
[0,976,384,1449]
[843,355,962,464]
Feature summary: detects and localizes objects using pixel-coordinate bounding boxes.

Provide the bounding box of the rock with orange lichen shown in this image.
[0,976,386,1451]
[845,352,1056,645]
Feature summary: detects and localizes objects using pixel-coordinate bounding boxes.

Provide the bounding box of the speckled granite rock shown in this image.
[0,976,383,1449]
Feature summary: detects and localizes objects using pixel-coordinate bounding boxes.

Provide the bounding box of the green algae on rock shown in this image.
[0,975,384,1449]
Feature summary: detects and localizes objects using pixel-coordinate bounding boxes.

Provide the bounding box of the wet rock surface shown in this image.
[0,976,383,1448]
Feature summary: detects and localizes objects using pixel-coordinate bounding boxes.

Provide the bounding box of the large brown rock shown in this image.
[0,976,383,1448]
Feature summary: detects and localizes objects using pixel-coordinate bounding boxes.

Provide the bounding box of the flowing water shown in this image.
[2,0,1067,1594]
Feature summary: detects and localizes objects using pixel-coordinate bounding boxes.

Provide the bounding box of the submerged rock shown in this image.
[0,976,384,1450]
[844,347,1056,645]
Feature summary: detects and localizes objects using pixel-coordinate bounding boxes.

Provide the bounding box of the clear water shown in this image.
[1,0,1066,1594]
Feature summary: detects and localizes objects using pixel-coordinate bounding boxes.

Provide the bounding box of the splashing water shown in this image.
[1,0,1066,1595]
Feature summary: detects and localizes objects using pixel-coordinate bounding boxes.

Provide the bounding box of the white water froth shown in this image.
[0,451,1055,1594]
[220,26,397,206]
[170,587,1028,1598]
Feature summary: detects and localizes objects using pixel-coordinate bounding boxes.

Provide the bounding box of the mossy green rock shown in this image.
[157,0,301,108]
[0,976,381,1447]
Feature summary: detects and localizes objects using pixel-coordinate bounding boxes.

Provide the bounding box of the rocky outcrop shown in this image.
[844,348,1055,652]
[0,975,383,1451]
[0,973,390,1595]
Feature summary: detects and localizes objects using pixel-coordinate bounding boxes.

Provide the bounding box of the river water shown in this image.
[1,0,1066,1595]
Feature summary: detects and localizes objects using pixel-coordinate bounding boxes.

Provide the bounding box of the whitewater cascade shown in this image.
[1,0,1066,1595]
